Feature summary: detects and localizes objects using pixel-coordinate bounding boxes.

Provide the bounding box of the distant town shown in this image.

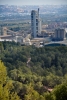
[0,5,67,47]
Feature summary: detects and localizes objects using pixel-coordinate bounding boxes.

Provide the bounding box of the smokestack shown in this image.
[38,8,39,15]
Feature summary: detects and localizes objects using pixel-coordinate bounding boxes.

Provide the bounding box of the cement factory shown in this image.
[0,9,67,47]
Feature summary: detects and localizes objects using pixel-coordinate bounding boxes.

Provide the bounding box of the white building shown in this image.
[31,9,41,38]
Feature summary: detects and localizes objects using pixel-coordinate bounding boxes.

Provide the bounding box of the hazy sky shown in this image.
[0,0,67,5]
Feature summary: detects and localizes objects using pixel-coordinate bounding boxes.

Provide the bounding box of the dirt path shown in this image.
[44,86,53,92]
[27,57,31,67]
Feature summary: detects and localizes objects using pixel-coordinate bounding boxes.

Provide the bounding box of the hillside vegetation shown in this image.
[0,41,67,100]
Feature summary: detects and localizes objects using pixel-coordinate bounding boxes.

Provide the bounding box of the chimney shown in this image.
[38,8,39,15]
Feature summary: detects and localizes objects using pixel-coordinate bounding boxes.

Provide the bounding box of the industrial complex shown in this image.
[0,8,67,47]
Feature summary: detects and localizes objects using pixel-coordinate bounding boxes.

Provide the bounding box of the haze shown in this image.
[0,0,67,5]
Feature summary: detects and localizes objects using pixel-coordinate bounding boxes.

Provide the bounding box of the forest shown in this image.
[0,41,67,100]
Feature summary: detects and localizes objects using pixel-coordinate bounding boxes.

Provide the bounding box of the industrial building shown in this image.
[31,9,41,38]
[53,28,66,41]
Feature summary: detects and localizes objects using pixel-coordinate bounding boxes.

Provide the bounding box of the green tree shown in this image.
[43,92,55,100]
[54,83,67,100]
[0,60,7,84]
[24,83,40,100]
[0,60,21,100]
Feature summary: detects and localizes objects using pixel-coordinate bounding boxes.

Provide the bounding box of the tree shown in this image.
[43,83,67,100]
[0,60,7,84]
[0,42,4,54]
[54,83,67,100]
[43,92,55,100]
[0,60,21,100]
[24,83,40,100]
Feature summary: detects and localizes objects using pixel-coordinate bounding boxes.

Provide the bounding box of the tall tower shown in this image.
[31,9,41,38]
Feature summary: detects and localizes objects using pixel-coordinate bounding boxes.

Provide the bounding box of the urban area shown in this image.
[0,5,67,47]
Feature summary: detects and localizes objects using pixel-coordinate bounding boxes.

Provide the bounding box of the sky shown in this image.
[0,0,67,5]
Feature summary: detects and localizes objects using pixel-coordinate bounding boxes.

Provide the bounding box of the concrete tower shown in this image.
[31,9,41,38]
[54,28,66,41]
